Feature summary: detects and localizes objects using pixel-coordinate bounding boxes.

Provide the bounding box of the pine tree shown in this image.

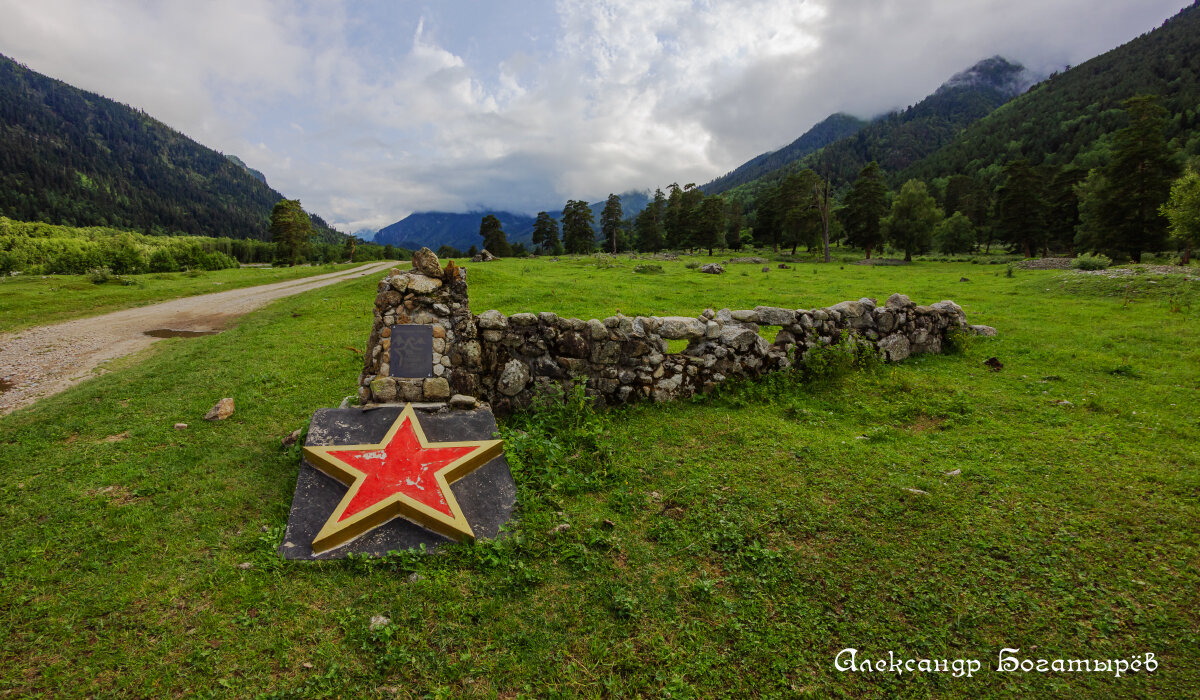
[840,162,888,259]
[996,160,1046,258]
[1098,95,1180,261]
[663,184,685,250]
[600,194,623,253]
[561,200,594,254]
[532,211,559,254]
[780,170,823,255]
[478,214,512,257]
[696,194,727,255]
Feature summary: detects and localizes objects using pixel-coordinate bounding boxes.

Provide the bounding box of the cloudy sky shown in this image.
[0,0,1186,232]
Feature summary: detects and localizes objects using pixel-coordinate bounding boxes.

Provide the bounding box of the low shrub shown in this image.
[633,264,664,274]
[87,266,112,284]
[1072,253,1112,271]
[798,332,879,382]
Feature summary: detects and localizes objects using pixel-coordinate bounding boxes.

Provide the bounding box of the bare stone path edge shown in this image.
[0,261,395,416]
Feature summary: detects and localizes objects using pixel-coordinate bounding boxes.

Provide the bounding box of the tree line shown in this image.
[0,199,407,275]
[467,94,1197,264]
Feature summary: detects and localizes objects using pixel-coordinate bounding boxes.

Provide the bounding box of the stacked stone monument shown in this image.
[358,248,992,415]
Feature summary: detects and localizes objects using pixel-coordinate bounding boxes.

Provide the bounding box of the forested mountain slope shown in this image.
[725,57,1035,201]
[0,54,339,241]
[901,1,1200,185]
[702,113,867,194]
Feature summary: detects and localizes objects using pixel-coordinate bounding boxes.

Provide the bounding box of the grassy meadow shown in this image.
[0,262,363,334]
[0,253,1197,697]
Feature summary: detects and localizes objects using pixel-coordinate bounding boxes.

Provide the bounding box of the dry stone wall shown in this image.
[358,249,993,416]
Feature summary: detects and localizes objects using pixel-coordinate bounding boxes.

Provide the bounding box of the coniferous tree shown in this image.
[753,183,785,251]
[531,211,560,254]
[1044,166,1085,253]
[996,160,1046,258]
[679,184,706,251]
[695,194,727,255]
[561,200,594,254]
[725,198,745,250]
[1090,95,1179,261]
[478,214,512,257]
[600,194,623,253]
[841,161,889,259]
[883,180,942,261]
[663,184,686,249]
[780,170,823,254]
[1075,97,1179,261]
[943,174,989,228]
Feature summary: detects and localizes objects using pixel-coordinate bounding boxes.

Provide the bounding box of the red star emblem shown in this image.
[302,405,503,553]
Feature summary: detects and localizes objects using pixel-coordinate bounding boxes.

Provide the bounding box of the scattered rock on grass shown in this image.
[369,615,391,630]
[699,263,724,274]
[282,429,302,447]
[944,469,962,476]
[984,357,1004,371]
[548,523,570,535]
[205,398,235,420]
[174,423,188,430]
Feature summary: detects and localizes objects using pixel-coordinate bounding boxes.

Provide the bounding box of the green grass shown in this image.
[1,255,1197,697]
[0,262,368,334]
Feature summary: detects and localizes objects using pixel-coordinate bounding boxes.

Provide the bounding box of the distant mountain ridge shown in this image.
[0,53,340,242]
[374,211,537,252]
[373,191,651,252]
[703,113,867,194]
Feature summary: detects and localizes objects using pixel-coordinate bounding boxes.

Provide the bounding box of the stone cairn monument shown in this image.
[283,247,991,559]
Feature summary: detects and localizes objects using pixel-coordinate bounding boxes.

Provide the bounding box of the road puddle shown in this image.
[143,329,220,338]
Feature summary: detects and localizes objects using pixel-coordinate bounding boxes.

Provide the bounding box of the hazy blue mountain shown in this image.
[373,190,652,252]
[374,211,538,251]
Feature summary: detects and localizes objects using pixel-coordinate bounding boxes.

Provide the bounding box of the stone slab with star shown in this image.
[279,405,517,560]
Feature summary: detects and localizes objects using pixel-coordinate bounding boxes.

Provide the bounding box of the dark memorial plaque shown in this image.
[279,406,517,559]
[389,324,434,378]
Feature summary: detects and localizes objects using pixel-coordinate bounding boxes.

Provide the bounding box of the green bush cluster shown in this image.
[1072,252,1113,270]
[0,217,252,274]
[632,264,664,274]
[798,331,880,382]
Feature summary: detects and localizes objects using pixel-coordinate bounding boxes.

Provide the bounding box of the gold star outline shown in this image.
[302,405,503,554]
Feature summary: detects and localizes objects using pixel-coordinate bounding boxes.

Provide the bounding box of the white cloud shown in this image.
[0,0,1188,231]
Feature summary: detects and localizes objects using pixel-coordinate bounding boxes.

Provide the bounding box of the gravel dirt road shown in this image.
[0,261,394,416]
